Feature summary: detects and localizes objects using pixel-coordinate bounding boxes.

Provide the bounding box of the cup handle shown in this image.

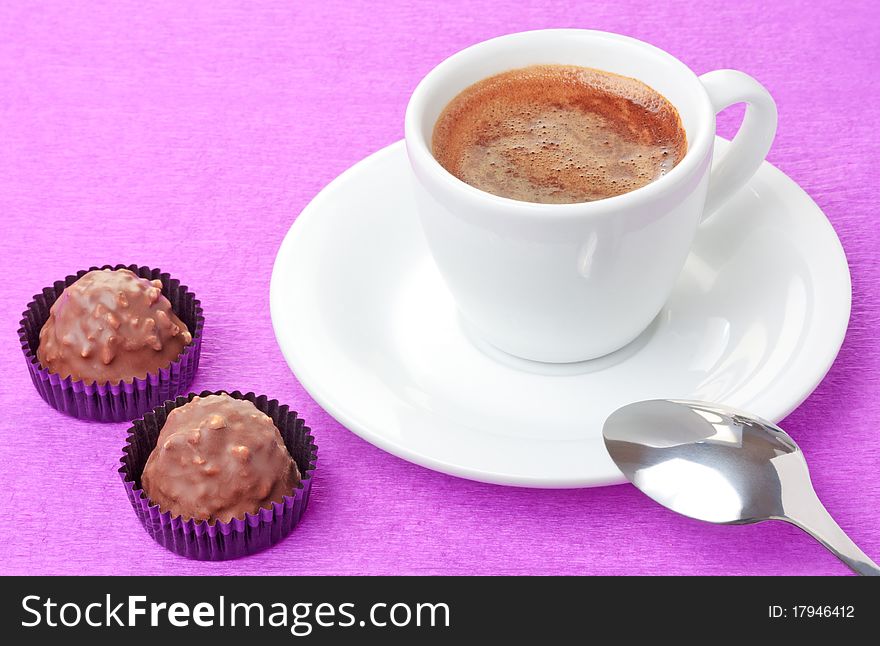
[698,70,778,219]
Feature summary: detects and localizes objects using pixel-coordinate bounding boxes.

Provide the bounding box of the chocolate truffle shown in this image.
[37,268,192,385]
[141,394,301,524]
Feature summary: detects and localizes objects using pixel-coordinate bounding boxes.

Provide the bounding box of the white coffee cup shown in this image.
[405,29,777,363]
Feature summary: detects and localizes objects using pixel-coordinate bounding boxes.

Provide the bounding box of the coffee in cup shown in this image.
[431,64,687,204]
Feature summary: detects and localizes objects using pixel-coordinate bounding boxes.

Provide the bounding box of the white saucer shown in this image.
[270,138,851,488]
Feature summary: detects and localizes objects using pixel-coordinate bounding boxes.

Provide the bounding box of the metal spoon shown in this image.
[603,399,879,575]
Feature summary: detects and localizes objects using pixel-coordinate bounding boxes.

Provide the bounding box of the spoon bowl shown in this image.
[603,400,878,575]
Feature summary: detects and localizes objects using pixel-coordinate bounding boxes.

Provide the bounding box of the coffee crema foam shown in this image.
[432,65,687,204]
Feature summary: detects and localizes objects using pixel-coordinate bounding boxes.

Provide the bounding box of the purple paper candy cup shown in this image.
[119,390,317,560]
[18,264,204,422]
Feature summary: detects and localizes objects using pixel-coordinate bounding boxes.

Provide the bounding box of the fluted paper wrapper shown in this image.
[120,390,317,560]
[18,264,204,422]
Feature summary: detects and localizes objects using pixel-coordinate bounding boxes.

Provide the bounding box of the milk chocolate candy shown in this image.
[142,394,300,524]
[19,264,203,421]
[37,268,192,385]
[121,390,317,560]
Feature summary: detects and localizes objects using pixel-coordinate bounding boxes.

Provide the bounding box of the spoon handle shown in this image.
[783,494,880,576]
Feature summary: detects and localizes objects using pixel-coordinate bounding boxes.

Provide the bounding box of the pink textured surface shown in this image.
[1,0,878,576]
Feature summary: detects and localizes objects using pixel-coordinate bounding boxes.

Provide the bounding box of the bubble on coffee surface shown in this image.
[432,65,687,204]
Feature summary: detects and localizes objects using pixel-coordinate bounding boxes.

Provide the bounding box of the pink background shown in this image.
[1,0,878,575]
